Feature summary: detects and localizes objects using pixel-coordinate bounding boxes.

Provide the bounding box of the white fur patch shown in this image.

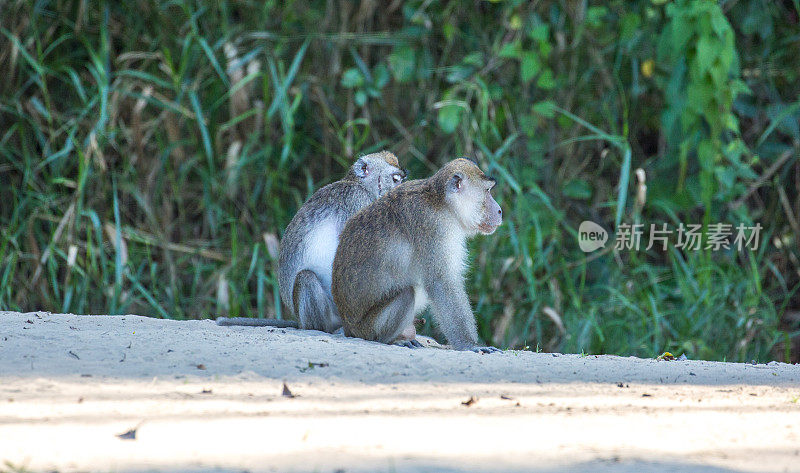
[441,228,468,276]
[412,285,429,316]
[447,186,483,234]
[302,219,340,292]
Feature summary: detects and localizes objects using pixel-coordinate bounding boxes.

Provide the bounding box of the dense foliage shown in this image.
[2,0,799,361]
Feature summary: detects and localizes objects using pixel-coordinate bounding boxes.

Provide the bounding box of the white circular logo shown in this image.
[578,221,608,252]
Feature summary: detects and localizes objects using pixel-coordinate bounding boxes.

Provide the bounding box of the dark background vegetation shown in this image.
[1,0,799,362]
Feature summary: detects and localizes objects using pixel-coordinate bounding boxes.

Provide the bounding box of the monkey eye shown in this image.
[361,163,369,175]
[392,173,403,183]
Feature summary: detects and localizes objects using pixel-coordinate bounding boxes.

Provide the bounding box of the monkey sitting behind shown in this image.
[218,151,406,332]
[332,158,503,353]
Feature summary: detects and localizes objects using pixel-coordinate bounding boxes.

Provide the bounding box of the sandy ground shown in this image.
[0,311,799,473]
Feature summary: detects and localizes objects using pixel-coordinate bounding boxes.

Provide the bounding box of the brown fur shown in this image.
[332,158,502,352]
[219,150,405,331]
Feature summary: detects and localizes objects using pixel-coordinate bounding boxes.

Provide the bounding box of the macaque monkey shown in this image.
[331,158,503,352]
[218,151,406,331]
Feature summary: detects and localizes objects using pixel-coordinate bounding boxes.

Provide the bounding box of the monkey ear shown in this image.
[354,158,369,178]
[449,173,463,192]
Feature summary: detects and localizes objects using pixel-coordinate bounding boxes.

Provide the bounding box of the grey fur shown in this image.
[292,269,338,332]
[332,158,503,352]
[218,151,404,330]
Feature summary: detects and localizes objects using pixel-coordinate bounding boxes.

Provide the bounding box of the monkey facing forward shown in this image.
[218,151,406,332]
[331,158,503,352]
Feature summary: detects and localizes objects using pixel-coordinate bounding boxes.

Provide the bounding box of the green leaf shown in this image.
[373,63,390,89]
[697,139,716,170]
[341,68,363,88]
[710,10,731,38]
[446,65,474,83]
[189,90,213,165]
[686,82,713,113]
[462,52,484,67]
[499,41,521,59]
[416,49,433,80]
[538,40,553,58]
[615,146,632,230]
[694,36,718,75]
[528,24,549,42]
[723,113,739,132]
[730,79,751,96]
[532,100,556,118]
[620,13,641,42]
[521,51,541,83]
[388,45,416,82]
[586,6,608,27]
[266,39,310,119]
[562,179,593,200]
[536,68,556,89]
[443,22,455,41]
[671,19,693,58]
[195,36,230,88]
[438,104,462,134]
[354,90,367,106]
[717,38,734,71]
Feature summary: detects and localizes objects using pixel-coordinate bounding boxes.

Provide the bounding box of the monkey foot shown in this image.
[471,346,502,354]
[396,339,424,349]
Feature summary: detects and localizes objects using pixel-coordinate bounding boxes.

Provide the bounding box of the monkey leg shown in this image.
[293,269,341,333]
[365,286,418,345]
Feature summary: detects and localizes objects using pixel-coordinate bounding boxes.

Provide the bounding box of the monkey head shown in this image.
[440,158,503,236]
[348,150,407,199]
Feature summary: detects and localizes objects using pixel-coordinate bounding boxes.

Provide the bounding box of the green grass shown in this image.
[1,0,799,362]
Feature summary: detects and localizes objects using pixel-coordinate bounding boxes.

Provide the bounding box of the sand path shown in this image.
[1,311,799,472]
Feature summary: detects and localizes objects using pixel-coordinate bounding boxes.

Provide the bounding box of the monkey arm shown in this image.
[425,277,481,351]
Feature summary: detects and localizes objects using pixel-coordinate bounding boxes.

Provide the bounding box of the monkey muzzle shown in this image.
[478,198,503,234]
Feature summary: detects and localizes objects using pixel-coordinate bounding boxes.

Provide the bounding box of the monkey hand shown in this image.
[471,346,502,354]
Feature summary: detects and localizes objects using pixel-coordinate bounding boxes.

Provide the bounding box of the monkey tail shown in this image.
[216,317,299,328]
